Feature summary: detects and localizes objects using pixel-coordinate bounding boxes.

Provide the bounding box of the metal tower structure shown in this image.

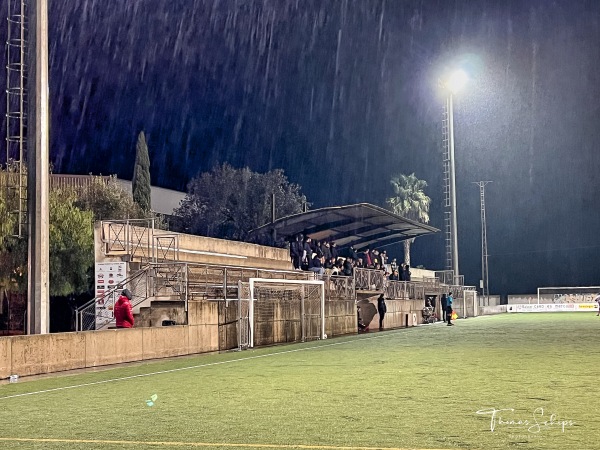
[441,99,457,275]
[5,0,49,334]
[473,181,491,302]
[5,0,28,237]
[441,101,451,271]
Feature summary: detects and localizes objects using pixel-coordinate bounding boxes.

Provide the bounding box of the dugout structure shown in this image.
[235,278,325,349]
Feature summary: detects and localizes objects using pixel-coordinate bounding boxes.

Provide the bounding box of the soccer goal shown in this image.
[537,286,600,304]
[237,278,325,349]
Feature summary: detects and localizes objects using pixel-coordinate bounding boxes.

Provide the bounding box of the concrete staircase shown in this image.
[133,300,186,328]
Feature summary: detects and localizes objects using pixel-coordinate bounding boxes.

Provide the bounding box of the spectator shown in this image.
[311,254,325,276]
[357,306,368,333]
[331,262,341,276]
[380,250,388,266]
[315,241,324,259]
[403,264,411,282]
[440,293,448,322]
[322,241,332,262]
[389,269,400,281]
[390,258,398,273]
[342,257,354,276]
[330,242,339,260]
[302,237,313,270]
[362,248,373,268]
[372,249,380,267]
[377,294,387,331]
[114,289,134,328]
[290,234,303,270]
[349,245,358,261]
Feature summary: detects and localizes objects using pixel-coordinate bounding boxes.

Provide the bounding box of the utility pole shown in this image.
[27,0,50,334]
[473,181,491,304]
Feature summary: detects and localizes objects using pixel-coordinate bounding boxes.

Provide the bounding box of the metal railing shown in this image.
[75,267,151,331]
[323,275,355,300]
[76,261,476,332]
[101,219,156,261]
[354,268,387,291]
[75,262,313,331]
[101,219,182,264]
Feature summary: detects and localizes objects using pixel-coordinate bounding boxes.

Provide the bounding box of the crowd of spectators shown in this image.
[288,235,414,281]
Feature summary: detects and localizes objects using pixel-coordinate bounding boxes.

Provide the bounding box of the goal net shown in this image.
[238,278,325,348]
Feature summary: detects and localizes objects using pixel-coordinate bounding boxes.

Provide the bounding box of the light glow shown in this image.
[446,69,469,94]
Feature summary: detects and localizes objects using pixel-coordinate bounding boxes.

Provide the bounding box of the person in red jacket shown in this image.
[114,289,134,328]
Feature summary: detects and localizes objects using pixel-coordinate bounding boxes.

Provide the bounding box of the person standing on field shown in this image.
[114,289,135,328]
[440,293,448,322]
[377,294,387,331]
[446,292,454,326]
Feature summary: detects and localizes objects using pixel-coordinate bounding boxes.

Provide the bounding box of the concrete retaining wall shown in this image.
[479,305,507,315]
[362,298,425,330]
[0,323,220,379]
[0,299,221,379]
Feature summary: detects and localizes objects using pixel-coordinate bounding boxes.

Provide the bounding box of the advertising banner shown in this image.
[95,262,127,328]
[507,303,599,313]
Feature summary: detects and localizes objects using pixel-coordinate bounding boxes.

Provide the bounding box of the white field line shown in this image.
[0,436,452,450]
[0,329,408,401]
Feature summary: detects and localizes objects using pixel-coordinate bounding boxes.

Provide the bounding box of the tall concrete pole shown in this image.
[447,94,460,282]
[27,0,50,334]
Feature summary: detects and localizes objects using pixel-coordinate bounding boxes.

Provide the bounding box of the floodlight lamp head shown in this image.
[446,69,469,95]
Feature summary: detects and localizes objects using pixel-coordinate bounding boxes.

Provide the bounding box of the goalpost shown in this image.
[237,278,325,349]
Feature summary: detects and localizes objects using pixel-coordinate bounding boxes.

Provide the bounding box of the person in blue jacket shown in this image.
[447,292,454,326]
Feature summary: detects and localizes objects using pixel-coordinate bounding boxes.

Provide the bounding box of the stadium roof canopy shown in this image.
[248,203,439,251]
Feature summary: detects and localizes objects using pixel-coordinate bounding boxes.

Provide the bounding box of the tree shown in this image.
[74,175,145,221]
[49,189,94,296]
[132,131,151,213]
[387,173,431,266]
[0,167,27,291]
[175,164,308,241]
[1,166,96,295]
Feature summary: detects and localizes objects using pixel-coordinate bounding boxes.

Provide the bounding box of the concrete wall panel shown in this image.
[0,338,12,379]
[142,326,189,360]
[11,333,86,376]
[188,324,219,354]
[85,329,144,368]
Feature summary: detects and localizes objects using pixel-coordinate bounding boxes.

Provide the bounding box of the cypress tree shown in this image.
[132,131,151,213]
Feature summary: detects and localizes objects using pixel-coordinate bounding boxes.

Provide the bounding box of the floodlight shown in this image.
[446,69,468,94]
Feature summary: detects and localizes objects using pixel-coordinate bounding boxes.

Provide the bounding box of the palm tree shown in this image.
[387,173,431,266]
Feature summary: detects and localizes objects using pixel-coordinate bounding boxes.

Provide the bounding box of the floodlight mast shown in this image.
[441,69,467,284]
[473,181,492,304]
[27,0,50,334]
[447,93,459,282]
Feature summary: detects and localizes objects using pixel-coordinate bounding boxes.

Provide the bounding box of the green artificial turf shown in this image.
[0,313,599,449]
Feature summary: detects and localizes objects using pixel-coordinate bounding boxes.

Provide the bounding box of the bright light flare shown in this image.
[446,69,469,94]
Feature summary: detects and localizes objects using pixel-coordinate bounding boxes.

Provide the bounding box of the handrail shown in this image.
[75,266,152,331]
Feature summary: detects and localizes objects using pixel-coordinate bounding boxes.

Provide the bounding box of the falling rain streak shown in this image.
[1,0,600,295]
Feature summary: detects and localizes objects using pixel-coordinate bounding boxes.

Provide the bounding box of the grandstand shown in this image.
[1,214,476,379]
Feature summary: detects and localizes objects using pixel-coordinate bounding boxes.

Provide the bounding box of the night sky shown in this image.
[2,0,600,296]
